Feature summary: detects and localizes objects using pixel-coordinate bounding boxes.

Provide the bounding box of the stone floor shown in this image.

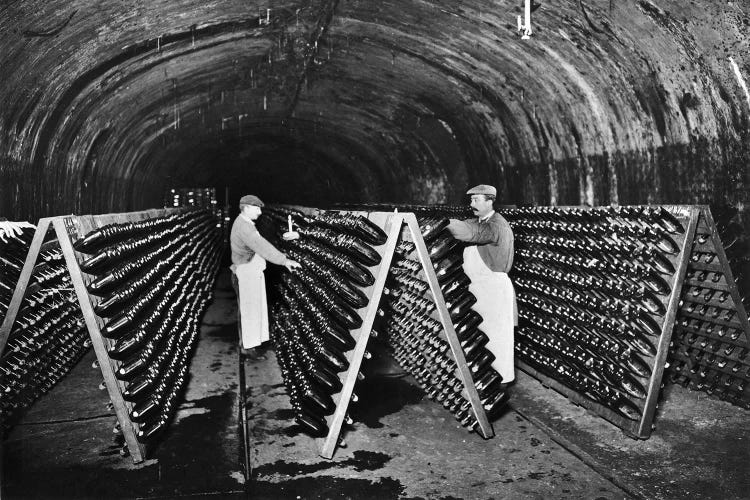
[3,271,749,499]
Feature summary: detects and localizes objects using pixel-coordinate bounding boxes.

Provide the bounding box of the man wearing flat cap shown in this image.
[231,194,301,359]
[447,184,517,386]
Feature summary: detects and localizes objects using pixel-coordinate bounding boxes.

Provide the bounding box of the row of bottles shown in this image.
[500,205,691,426]
[501,205,684,234]
[331,203,471,219]
[0,229,91,435]
[667,207,750,408]
[0,222,35,320]
[378,211,509,431]
[73,208,223,449]
[163,187,226,235]
[710,205,749,309]
[259,208,386,437]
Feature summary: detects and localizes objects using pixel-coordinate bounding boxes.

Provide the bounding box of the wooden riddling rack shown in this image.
[316,211,403,459]
[379,212,499,436]
[503,205,700,439]
[261,209,494,460]
[0,222,89,434]
[0,207,222,463]
[668,206,750,407]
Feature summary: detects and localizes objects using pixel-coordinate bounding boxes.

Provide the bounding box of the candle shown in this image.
[287,215,293,233]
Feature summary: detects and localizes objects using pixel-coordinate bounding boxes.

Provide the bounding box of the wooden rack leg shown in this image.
[404,213,494,439]
[317,213,404,459]
[635,207,700,437]
[52,219,146,463]
[0,218,52,356]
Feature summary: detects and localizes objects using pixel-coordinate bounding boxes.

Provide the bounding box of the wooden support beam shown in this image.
[53,217,146,463]
[636,206,699,437]
[318,212,404,459]
[0,218,52,356]
[404,213,494,438]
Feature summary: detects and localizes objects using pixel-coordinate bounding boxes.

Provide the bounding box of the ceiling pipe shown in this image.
[517,0,533,40]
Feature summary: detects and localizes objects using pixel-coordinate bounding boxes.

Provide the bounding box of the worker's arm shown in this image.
[0,219,35,243]
[240,223,289,266]
[446,218,501,245]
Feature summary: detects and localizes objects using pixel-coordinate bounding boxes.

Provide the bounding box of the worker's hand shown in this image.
[284,259,301,272]
[0,220,35,243]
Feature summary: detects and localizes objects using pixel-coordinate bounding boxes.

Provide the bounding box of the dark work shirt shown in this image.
[447,212,514,272]
[230,215,287,266]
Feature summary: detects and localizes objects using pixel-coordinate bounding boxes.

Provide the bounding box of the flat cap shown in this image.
[466,184,497,197]
[239,194,264,207]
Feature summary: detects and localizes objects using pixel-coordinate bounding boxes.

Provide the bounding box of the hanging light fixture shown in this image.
[518,0,541,39]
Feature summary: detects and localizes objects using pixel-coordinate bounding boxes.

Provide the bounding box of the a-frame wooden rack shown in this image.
[670,206,750,402]
[310,211,493,459]
[513,205,701,439]
[0,208,185,464]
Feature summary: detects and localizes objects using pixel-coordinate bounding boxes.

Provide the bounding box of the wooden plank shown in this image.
[636,206,700,437]
[53,217,146,463]
[684,261,725,274]
[683,278,733,291]
[0,218,52,356]
[404,213,494,439]
[318,212,404,459]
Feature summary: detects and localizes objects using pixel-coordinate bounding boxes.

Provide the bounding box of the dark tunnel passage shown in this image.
[1,0,749,223]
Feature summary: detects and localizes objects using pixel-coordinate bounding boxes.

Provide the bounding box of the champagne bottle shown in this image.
[434,253,464,283]
[310,212,387,246]
[295,408,329,437]
[428,234,462,262]
[420,217,449,242]
[297,226,381,267]
[284,247,368,308]
[447,292,477,322]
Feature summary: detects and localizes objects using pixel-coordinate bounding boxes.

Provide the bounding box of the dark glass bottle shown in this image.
[285,247,368,308]
[461,329,489,359]
[297,226,381,267]
[295,408,329,437]
[454,310,483,339]
[292,269,362,330]
[447,292,477,322]
[482,387,510,419]
[311,212,387,246]
[428,234,462,262]
[420,217,450,242]
[301,383,336,416]
[468,350,496,377]
[434,254,464,284]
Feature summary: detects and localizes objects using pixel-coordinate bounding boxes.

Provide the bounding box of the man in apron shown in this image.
[447,184,517,386]
[230,195,301,359]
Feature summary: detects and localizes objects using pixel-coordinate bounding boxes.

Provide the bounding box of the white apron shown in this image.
[462,246,517,383]
[235,254,269,349]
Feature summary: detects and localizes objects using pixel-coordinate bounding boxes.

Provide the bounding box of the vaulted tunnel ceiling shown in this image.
[0,0,749,219]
